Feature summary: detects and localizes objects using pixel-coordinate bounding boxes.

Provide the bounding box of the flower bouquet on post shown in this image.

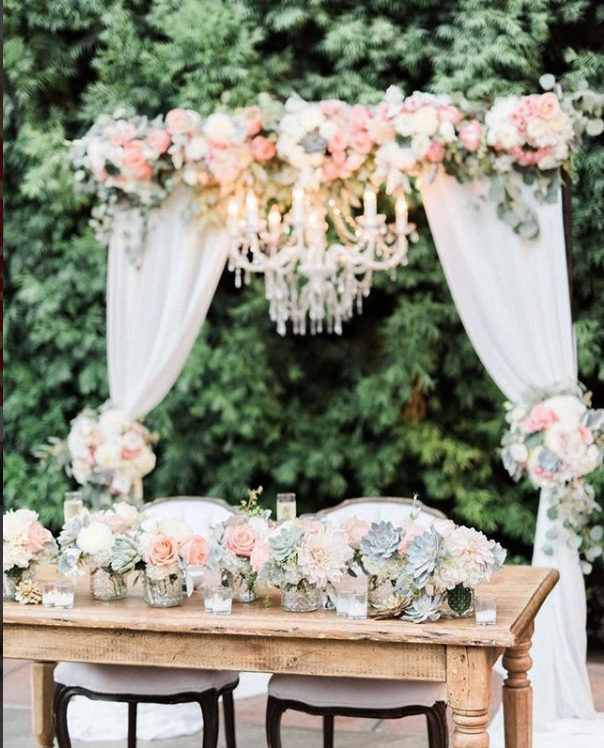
[111,515,209,608]
[3,509,56,603]
[57,502,142,601]
[207,487,271,602]
[253,516,353,612]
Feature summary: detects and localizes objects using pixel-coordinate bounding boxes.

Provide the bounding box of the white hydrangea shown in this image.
[77,522,114,556]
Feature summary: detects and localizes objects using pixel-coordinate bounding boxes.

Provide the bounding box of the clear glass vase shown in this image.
[281,582,321,612]
[441,585,475,618]
[231,574,258,603]
[3,565,37,602]
[90,567,128,601]
[143,566,183,608]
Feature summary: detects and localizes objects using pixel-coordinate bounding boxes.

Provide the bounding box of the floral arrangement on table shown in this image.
[253,516,354,611]
[111,514,209,607]
[40,405,158,510]
[206,487,272,602]
[502,390,604,572]
[355,516,506,623]
[3,509,57,604]
[72,76,603,253]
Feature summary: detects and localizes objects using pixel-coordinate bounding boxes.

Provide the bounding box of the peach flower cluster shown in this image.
[4,509,56,574]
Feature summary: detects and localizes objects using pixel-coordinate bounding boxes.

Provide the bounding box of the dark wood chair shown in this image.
[53,663,238,748]
[265,497,450,748]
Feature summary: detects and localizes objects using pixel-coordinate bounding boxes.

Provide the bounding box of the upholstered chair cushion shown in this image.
[268,674,447,710]
[143,498,233,536]
[55,663,238,697]
[320,500,442,529]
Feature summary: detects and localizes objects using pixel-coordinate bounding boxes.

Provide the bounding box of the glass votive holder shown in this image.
[209,586,233,616]
[344,589,368,620]
[42,581,75,609]
[336,590,350,618]
[475,596,497,626]
[276,493,297,522]
[63,492,84,522]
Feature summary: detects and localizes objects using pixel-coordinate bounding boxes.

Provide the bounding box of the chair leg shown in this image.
[266,695,286,748]
[53,685,74,748]
[222,689,237,748]
[127,702,138,748]
[323,714,334,748]
[198,690,220,748]
[426,702,449,748]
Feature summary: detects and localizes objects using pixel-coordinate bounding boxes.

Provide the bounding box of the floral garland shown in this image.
[502,390,604,572]
[71,77,603,258]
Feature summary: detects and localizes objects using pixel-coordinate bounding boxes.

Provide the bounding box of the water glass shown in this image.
[63,492,84,522]
[345,589,368,620]
[475,596,497,626]
[42,581,75,609]
[209,586,233,616]
[276,493,297,521]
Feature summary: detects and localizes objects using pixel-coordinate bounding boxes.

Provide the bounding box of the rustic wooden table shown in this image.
[3,565,558,748]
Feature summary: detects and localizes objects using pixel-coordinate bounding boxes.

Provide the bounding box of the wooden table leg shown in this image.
[31,661,56,748]
[447,645,493,748]
[502,623,533,748]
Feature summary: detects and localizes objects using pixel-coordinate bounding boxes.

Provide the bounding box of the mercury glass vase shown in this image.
[143,566,183,608]
[368,576,409,612]
[281,582,321,613]
[231,574,258,603]
[441,585,475,618]
[90,567,128,601]
[3,565,37,602]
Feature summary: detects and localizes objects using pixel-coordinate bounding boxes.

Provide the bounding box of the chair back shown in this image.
[143,496,234,535]
[318,496,447,528]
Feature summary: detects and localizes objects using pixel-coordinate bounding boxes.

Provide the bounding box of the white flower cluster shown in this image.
[3,509,56,574]
[66,406,156,501]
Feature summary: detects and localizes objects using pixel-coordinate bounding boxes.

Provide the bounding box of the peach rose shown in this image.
[458,121,482,152]
[250,539,271,572]
[522,403,559,433]
[341,517,371,546]
[165,108,193,135]
[122,140,146,169]
[350,105,371,130]
[426,141,446,163]
[147,129,171,154]
[320,100,345,117]
[349,131,374,155]
[244,106,263,136]
[145,535,180,566]
[537,92,560,120]
[438,105,462,125]
[328,130,350,153]
[226,524,258,558]
[184,535,209,566]
[322,158,343,181]
[26,523,52,554]
[251,135,277,162]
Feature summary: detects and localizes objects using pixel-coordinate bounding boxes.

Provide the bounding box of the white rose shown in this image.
[414,106,439,136]
[122,431,145,452]
[411,134,432,159]
[526,118,555,148]
[99,409,129,438]
[204,113,236,143]
[574,444,601,477]
[3,509,39,541]
[132,448,156,477]
[184,136,207,161]
[543,395,585,426]
[497,124,523,150]
[509,443,529,463]
[319,120,339,141]
[77,522,114,556]
[299,105,324,132]
[156,519,192,544]
[95,443,122,470]
[87,141,108,171]
[394,113,417,137]
[3,545,32,571]
[112,502,140,523]
[279,115,306,141]
[438,120,456,143]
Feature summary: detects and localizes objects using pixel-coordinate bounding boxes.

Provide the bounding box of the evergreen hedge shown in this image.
[3,0,603,643]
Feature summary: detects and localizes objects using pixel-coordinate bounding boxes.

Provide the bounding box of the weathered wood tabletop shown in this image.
[3,565,558,748]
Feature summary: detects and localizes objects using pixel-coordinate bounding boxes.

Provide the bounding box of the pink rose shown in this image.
[522,403,559,433]
[122,140,146,169]
[519,96,539,119]
[328,130,350,153]
[350,105,371,130]
[26,523,52,554]
[397,523,426,555]
[304,520,329,536]
[537,92,560,120]
[183,535,209,566]
[165,108,194,135]
[250,539,271,573]
[341,517,371,546]
[251,135,277,162]
[145,535,180,567]
[349,131,374,155]
[320,100,345,117]
[147,129,171,154]
[426,141,446,163]
[403,96,422,113]
[111,123,137,147]
[244,106,263,136]
[458,120,483,152]
[577,424,594,445]
[438,105,462,125]
[322,158,341,181]
[226,524,259,558]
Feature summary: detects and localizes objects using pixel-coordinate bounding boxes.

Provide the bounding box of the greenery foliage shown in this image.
[3,0,603,643]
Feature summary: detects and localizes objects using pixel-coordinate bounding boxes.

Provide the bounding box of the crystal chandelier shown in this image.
[227,187,415,335]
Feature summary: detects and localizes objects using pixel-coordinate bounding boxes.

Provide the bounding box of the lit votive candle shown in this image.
[209,586,233,616]
[345,589,368,620]
[42,581,75,609]
[475,596,497,626]
[63,492,84,522]
[276,493,297,521]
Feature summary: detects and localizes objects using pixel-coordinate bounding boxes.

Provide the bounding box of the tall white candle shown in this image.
[228,199,240,230]
[246,192,259,227]
[395,195,408,233]
[292,187,305,224]
[363,188,377,225]
[268,205,281,238]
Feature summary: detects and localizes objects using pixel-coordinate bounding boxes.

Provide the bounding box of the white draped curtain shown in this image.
[107,187,229,420]
[420,171,601,743]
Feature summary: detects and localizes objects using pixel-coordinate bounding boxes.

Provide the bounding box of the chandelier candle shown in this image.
[363,188,377,226]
